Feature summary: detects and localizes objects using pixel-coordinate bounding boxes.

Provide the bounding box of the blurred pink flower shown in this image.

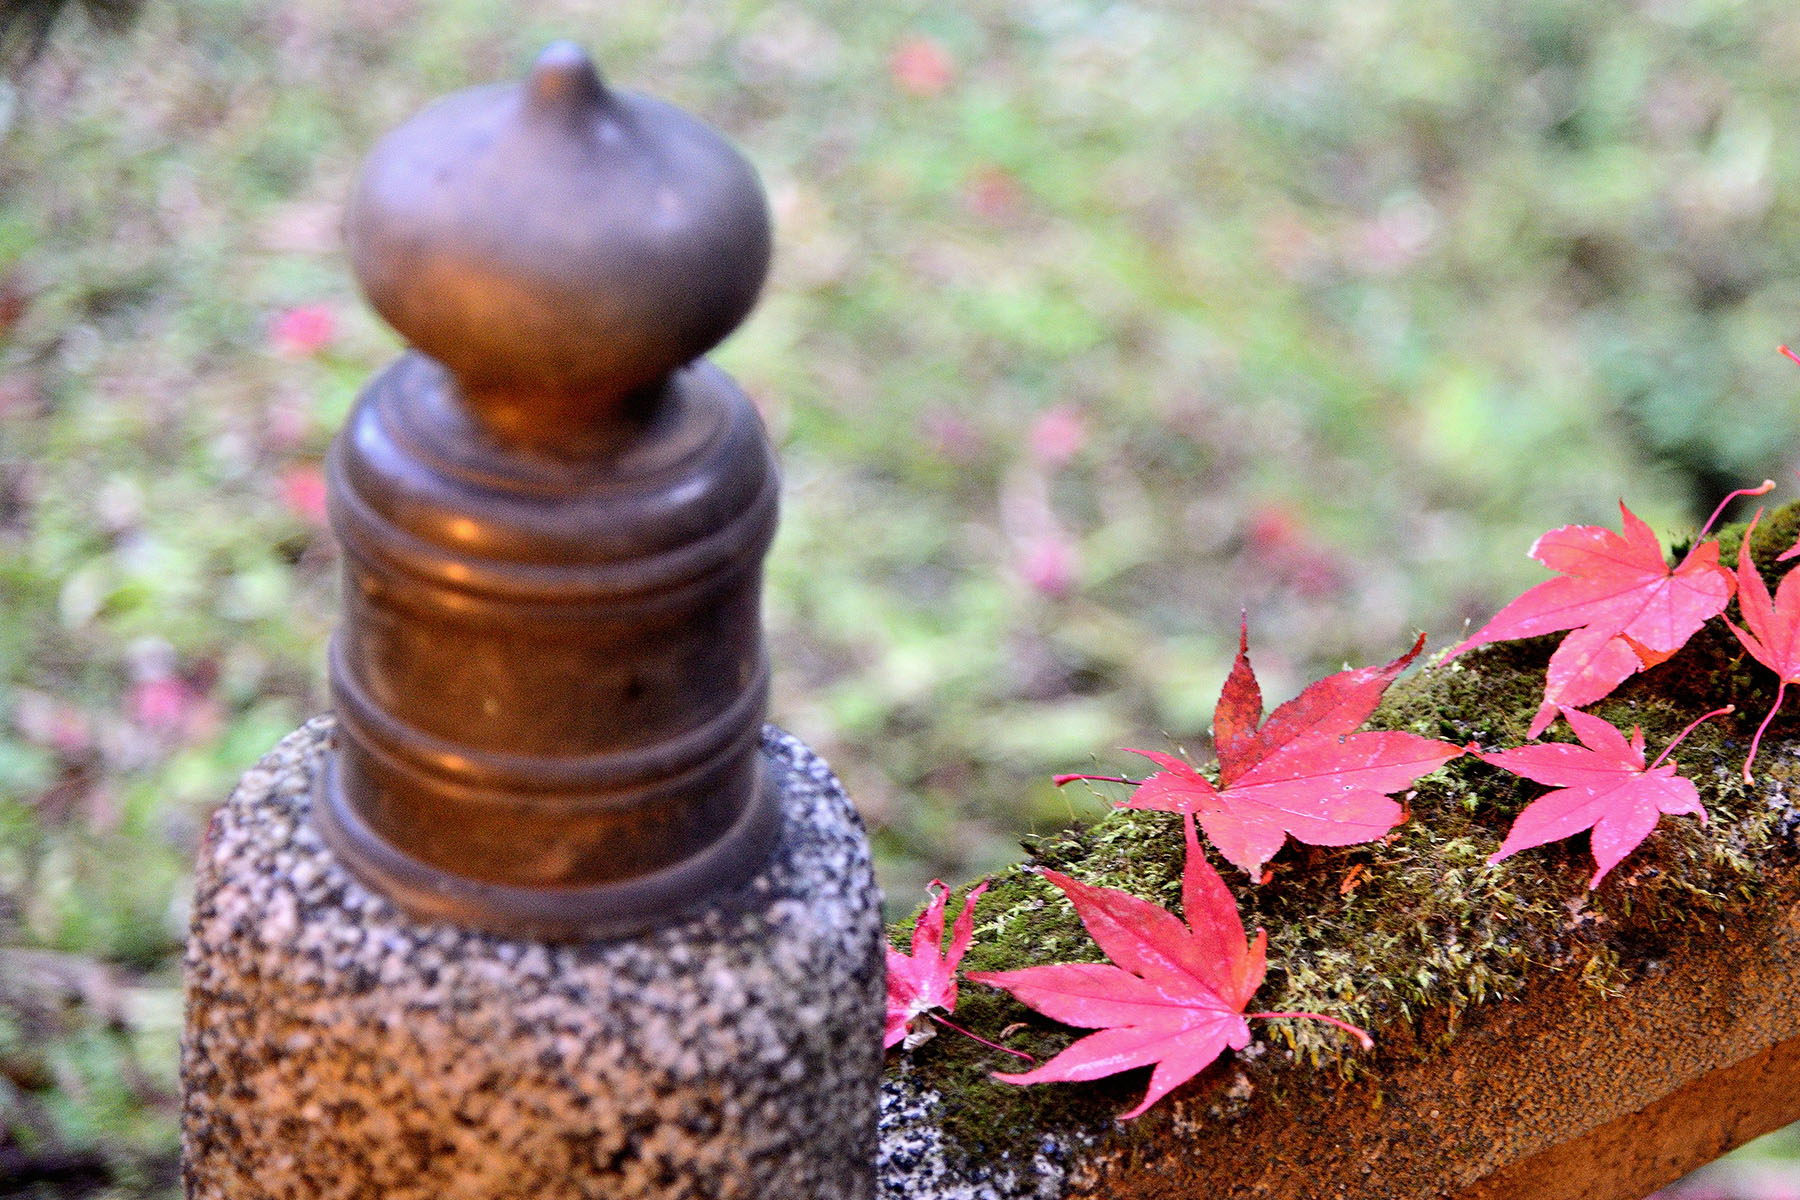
[920,408,985,464]
[128,675,220,743]
[265,398,312,450]
[1247,504,1302,558]
[965,165,1025,223]
[890,36,954,97]
[1246,503,1345,598]
[1018,535,1078,598]
[1257,212,1327,281]
[0,374,42,419]
[1348,201,1436,277]
[281,464,329,527]
[12,692,92,758]
[270,304,337,357]
[129,676,193,729]
[1028,406,1087,467]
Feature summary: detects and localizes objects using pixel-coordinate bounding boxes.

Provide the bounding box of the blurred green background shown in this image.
[4,0,1800,1194]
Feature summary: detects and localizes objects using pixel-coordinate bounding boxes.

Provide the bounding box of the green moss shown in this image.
[885,499,1800,1164]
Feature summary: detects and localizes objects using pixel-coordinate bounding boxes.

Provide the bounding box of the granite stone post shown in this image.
[181,43,884,1200]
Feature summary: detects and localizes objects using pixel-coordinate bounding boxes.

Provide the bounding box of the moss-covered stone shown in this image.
[883,500,1800,1169]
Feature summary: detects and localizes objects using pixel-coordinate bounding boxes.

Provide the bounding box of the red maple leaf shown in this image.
[968,813,1371,1120]
[1478,705,1727,889]
[1064,625,1463,878]
[1726,511,1800,782]
[1446,486,1770,738]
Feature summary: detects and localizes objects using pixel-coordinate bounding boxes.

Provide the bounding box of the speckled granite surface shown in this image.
[876,1075,1083,1200]
[183,717,883,1200]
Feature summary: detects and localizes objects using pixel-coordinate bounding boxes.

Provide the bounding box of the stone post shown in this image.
[181,43,883,1200]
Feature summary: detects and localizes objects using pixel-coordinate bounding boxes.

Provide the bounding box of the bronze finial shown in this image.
[313,42,782,939]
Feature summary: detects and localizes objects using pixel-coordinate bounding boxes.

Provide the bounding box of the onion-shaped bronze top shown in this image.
[316,44,783,940]
[346,41,772,445]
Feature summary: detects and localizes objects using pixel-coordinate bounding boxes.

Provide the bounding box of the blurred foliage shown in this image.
[2,0,1800,1192]
[1,1,146,76]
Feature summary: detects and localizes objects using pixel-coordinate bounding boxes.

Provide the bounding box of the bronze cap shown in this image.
[347,40,772,447]
[312,43,783,939]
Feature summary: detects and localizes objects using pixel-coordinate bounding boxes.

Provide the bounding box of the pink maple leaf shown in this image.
[1479,706,1727,889]
[969,813,1370,1120]
[886,879,1029,1060]
[1725,511,1800,782]
[1446,485,1771,738]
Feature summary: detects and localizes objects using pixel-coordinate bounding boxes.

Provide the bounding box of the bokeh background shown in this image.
[5,0,1800,1194]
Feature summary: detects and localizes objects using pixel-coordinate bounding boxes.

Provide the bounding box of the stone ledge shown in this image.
[877,506,1800,1200]
[879,865,1800,1199]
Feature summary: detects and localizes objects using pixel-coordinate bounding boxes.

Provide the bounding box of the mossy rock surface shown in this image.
[882,501,1800,1174]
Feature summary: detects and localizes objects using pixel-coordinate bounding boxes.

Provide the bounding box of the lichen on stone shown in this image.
[882,500,1800,1168]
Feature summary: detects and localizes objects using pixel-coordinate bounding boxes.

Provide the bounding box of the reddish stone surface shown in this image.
[1461,1032,1800,1200]
[1052,878,1800,1199]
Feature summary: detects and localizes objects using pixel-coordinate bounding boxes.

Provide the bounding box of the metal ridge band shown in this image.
[312,740,785,941]
[326,430,780,606]
[328,634,772,800]
[376,353,736,495]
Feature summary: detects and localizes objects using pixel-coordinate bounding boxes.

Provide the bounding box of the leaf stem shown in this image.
[1743,683,1786,784]
[1248,1010,1375,1051]
[1647,704,1735,771]
[928,1012,1036,1062]
[1052,772,1138,788]
[1780,345,1800,369]
[1699,481,1776,542]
